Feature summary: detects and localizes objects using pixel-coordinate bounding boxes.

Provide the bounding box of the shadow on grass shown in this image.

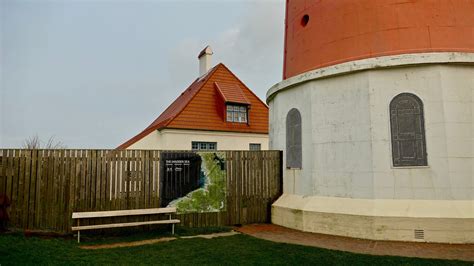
[76,225,233,245]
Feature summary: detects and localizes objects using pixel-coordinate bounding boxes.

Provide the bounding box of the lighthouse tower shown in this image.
[268,0,473,243]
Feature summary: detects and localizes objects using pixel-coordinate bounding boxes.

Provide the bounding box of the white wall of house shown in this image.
[267,52,474,243]
[127,128,269,150]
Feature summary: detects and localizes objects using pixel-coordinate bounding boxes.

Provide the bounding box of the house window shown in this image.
[286,108,302,169]
[249,143,261,151]
[192,141,217,151]
[226,105,247,123]
[390,93,427,167]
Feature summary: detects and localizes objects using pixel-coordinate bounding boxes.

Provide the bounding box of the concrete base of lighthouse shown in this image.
[272,194,473,243]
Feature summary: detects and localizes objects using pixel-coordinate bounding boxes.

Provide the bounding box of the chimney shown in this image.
[198,45,213,76]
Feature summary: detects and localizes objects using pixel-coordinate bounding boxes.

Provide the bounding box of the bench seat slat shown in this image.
[72,219,181,231]
[72,207,177,219]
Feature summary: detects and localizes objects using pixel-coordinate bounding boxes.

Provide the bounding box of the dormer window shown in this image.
[215,82,251,124]
[226,104,247,123]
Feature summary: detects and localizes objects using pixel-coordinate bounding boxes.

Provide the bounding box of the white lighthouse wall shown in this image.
[270,64,473,201]
[269,58,474,243]
[270,73,374,197]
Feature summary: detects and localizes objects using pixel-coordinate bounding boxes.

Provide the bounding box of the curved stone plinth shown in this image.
[272,194,473,243]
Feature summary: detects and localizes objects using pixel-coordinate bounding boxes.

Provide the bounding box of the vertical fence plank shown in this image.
[3,151,8,206]
[133,150,138,211]
[243,151,248,224]
[79,150,85,213]
[156,151,160,207]
[23,150,32,229]
[139,150,145,209]
[34,150,43,228]
[52,149,59,229]
[16,149,24,228]
[74,150,82,214]
[238,151,243,225]
[27,150,37,229]
[95,150,101,211]
[67,150,76,232]
[144,151,150,209]
[259,152,263,223]
[123,150,130,225]
[5,150,13,206]
[100,150,107,211]
[40,150,49,228]
[114,150,120,211]
[3,150,10,202]
[40,150,46,229]
[0,150,5,196]
[10,150,18,227]
[59,150,67,232]
[110,151,116,210]
[55,150,61,231]
[46,150,54,229]
[65,150,72,232]
[56,150,63,232]
[90,150,96,212]
[84,150,90,212]
[121,150,127,211]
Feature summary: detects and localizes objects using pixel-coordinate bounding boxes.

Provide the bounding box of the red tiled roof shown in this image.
[215,82,251,105]
[118,63,268,149]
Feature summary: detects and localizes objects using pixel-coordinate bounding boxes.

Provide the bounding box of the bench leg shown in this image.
[77,219,80,243]
[169,214,175,235]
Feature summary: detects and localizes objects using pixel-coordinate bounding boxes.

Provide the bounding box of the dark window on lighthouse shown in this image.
[286,108,302,169]
[390,93,427,167]
[301,14,310,27]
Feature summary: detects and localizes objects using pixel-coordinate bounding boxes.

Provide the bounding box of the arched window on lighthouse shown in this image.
[390,93,427,167]
[286,108,302,169]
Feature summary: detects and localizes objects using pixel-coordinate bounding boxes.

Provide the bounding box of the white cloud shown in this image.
[168,1,285,101]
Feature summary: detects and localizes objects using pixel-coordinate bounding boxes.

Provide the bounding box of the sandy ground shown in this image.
[79,231,239,250]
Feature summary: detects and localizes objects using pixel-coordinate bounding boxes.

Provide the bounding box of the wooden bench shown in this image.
[72,207,180,243]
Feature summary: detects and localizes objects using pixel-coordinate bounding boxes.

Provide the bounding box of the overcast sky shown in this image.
[0,0,285,148]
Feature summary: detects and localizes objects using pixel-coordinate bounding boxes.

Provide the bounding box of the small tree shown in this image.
[22,135,66,149]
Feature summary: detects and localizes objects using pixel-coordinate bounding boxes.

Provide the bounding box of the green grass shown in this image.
[0,229,469,266]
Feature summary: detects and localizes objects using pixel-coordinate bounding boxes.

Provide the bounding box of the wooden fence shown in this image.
[0,149,282,233]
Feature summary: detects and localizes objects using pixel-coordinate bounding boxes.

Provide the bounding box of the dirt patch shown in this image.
[180,231,239,239]
[79,231,239,250]
[80,237,177,250]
